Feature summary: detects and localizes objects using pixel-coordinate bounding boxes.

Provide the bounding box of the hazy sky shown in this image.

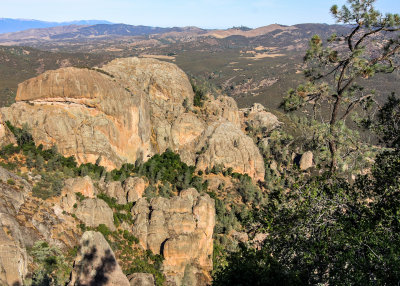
[1,0,399,29]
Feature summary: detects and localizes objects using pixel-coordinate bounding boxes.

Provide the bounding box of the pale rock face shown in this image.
[196,122,265,181]
[0,214,28,286]
[124,177,146,203]
[299,151,313,170]
[130,189,215,286]
[243,103,281,133]
[171,113,205,166]
[1,57,265,181]
[102,57,194,155]
[1,67,152,170]
[0,117,17,148]
[203,95,241,127]
[0,173,29,286]
[69,231,130,286]
[128,273,155,286]
[60,192,78,213]
[62,176,95,198]
[131,198,151,249]
[105,181,127,205]
[75,198,115,231]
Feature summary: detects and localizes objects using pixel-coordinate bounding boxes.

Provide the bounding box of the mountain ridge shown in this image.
[0,18,113,33]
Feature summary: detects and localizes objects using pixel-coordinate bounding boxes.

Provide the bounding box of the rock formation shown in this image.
[1,57,265,181]
[128,273,155,286]
[0,118,17,148]
[131,188,215,286]
[124,177,146,203]
[195,121,265,181]
[299,151,313,170]
[62,176,95,198]
[242,103,281,132]
[75,198,116,231]
[69,231,130,286]
[0,167,82,285]
[1,67,152,170]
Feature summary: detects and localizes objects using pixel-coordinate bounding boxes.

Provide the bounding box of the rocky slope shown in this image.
[0,167,216,286]
[1,57,265,181]
[0,167,81,285]
[0,57,282,285]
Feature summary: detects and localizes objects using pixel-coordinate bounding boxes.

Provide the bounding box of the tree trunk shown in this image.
[329,95,341,173]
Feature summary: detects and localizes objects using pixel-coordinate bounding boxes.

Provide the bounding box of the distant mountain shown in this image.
[0,18,112,34]
[0,24,207,44]
[49,24,204,39]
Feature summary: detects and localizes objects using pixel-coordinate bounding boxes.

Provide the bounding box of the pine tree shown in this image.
[282,0,400,172]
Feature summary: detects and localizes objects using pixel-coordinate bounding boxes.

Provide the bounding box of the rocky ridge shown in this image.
[0,57,265,181]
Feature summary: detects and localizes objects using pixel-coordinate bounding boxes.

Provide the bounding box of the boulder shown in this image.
[69,231,130,286]
[299,151,313,170]
[128,273,155,286]
[102,57,194,154]
[75,198,115,231]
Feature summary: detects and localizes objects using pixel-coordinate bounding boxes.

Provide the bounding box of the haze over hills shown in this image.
[0,18,113,33]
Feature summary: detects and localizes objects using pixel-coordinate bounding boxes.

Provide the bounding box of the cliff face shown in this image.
[2,67,151,170]
[131,188,215,286]
[1,57,265,181]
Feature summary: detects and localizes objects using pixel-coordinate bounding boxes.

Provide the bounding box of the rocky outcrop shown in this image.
[299,151,313,170]
[131,189,215,286]
[75,198,115,231]
[203,95,241,127]
[196,122,265,181]
[1,57,264,181]
[0,119,16,148]
[242,103,281,133]
[128,273,155,286]
[102,57,194,155]
[1,67,152,170]
[124,177,146,203]
[0,168,32,285]
[69,231,130,286]
[62,176,95,198]
[0,167,81,285]
[105,181,127,205]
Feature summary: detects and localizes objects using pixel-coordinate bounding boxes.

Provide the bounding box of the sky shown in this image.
[1,0,400,29]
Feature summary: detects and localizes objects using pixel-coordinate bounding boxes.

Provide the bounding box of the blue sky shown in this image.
[1,0,399,29]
